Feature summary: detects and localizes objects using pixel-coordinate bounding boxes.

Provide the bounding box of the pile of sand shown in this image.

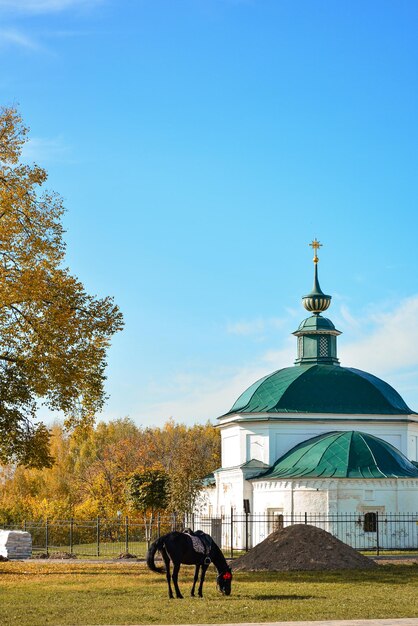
[233,524,376,571]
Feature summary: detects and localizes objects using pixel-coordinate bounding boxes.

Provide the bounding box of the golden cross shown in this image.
[309,238,322,263]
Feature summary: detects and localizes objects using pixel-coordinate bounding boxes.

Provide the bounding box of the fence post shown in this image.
[230,508,234,559]
[69,518,73,555]
[304,512,308,525]
[45,518,49,555]
[125,516,129,554]
[96,516,100,557]
[376,511,380,556]
[245,510,249,552]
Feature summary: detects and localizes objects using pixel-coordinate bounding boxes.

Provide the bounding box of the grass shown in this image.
[37,540,149,558]
[0,561,417,626]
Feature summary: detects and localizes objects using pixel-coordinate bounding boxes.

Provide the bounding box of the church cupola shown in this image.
[293,239,341,366]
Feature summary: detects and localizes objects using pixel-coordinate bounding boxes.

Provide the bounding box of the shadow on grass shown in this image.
[249,594,317,601]
[236,565,418,585]
[0,568,140,577]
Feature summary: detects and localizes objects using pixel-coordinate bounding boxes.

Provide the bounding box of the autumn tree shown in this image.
[140,420,221,514]
[0,418,221,524]
[127,468,169,541]
[0,107,123,468]
[0,424,76,524]
[69,418,144,518]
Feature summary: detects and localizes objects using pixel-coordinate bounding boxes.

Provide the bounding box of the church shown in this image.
[197,241,418,547]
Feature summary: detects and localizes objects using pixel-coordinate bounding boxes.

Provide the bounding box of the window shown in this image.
[364,512,377,532]
[319,335,328,356]
[267,508,284,534]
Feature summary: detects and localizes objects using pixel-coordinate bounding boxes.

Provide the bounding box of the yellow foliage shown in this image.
[0,418,220,523]
[0,107,123,468]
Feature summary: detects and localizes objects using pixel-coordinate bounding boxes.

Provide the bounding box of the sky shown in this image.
[1,0,418,426]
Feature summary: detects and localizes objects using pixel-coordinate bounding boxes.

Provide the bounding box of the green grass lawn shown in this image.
[40,540,149,558]
[0,561,417,626]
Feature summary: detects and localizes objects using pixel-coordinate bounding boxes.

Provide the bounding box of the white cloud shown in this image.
[126,295,418,425]
[21,136,71,164]
[140,364,272,424]
[0,28,42,50]
[339,295,418,375]
[338,303,362,334]
[0,0,102,14]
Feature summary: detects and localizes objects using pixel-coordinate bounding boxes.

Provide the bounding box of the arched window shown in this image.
[364,512,377,532]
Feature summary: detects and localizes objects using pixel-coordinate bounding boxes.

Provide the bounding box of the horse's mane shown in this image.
[210,538,229,572]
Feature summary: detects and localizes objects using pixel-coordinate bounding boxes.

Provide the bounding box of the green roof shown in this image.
[295,316,339,334]
[224,364,413,416]
[254,431,418,479]
[201,472,216,487]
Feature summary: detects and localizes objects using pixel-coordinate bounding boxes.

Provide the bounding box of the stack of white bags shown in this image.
[0,530,32,559]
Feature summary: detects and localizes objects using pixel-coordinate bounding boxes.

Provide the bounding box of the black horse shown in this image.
[146,530,232,599]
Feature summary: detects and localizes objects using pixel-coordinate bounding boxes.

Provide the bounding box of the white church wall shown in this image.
[397,480,418,510]
[250,478,418,518]
[194,477,418,551]
[273,430,318,463]
[221,425,241,467]
[246,430,269,464]
[293,486,328,514]
[221,424,270,466]
[408,434,418,461]
[214,469,247,514]
[332,481,416,514]
[229,415,418,464]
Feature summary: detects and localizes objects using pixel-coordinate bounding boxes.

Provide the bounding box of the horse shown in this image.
[146,530,232,599]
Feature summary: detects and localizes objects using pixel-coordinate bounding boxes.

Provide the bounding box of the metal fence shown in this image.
[4,511,418,557]
[191,512,418,557]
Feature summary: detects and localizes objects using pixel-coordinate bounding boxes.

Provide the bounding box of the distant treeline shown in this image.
[0,418,220,525]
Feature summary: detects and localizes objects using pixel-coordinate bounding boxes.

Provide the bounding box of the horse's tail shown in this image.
[146,536,165,573]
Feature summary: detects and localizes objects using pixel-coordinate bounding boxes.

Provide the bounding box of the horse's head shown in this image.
[217,568,232,596]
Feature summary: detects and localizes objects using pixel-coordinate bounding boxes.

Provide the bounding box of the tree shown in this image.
[0,107,123,468]
[127,468,169,541]
[146,420,221,514]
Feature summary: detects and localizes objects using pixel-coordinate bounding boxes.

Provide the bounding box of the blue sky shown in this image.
[1,0,418,424]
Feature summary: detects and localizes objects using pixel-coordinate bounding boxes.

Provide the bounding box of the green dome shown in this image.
[255,431,418,479]
[225,364,413,416]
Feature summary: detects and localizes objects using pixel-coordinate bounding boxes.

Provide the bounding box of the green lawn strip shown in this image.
[37,541,418,560]
[0,562,417,626]
[33,540,149,558]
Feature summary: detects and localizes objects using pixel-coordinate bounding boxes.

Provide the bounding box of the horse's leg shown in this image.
[191,564,200,597]
[160,547,174,599]
[197,563,209,598]
[172,561,183,599]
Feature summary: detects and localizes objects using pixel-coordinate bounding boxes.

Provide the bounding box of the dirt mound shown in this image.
[233,524,377,571]
[117,552,137,559]
[48,551,77,559]
[31,552,49,559]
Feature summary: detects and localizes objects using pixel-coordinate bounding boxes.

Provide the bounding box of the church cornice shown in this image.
[217,413,418,426]
[251,477,418,487]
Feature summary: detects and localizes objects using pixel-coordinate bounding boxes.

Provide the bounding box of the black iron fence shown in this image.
[4,511,418,558]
